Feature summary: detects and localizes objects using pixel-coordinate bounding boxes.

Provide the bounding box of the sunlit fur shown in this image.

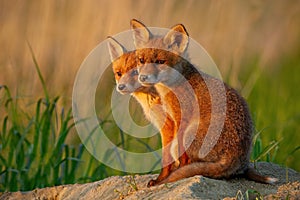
[131,19,278,186]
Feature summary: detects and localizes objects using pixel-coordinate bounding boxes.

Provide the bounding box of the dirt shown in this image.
[1,162,299,200]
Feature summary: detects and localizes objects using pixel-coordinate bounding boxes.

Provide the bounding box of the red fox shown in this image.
[107,37,181,185]
[130,19,278,186]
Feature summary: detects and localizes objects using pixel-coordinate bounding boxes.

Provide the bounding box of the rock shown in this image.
[1,162,299,200]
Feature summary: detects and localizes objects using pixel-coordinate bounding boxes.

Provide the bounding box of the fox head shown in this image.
[130,19,190,86]
[107,36,142,95]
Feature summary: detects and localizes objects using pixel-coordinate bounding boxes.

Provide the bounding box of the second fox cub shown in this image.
[107,37,181,186]
[130,19,278,186]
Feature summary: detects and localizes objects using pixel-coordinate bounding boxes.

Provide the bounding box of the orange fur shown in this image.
[130,19,278,186]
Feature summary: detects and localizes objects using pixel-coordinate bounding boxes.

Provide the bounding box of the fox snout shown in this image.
[139,74,148,82]
[138,74,157,84]
[115,68,143,94]
[116,81,138,94]
[116,82,129,94]
[117,84,126,91]
[116,79,137,94]
[138,63,159,85]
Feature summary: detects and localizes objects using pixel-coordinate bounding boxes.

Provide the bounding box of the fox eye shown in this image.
[156,60,166,64]
[131,69,138,76]
[116,71,122,77]
[139,58,145,64]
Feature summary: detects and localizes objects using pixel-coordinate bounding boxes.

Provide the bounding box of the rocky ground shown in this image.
[1,162,299,200]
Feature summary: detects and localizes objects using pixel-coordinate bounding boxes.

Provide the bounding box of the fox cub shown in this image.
[107,37,181,185]
[130,19,278,186]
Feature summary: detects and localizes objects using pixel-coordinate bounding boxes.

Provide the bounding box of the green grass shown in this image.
[0,85,80,191]
[0,52,125,192]
[246,56,300,171]
[0,84,125,192]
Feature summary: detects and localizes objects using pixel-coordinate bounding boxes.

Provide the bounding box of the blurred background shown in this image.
[0,0,299,191]
[1,0,299,97]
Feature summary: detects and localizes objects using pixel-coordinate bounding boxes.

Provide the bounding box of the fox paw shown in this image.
[147,179,158,187]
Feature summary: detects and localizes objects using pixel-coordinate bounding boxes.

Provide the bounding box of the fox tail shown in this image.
[245,167,278,184]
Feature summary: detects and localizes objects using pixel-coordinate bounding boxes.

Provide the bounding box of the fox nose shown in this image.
[118,84,126,91]
[139,75,148,82]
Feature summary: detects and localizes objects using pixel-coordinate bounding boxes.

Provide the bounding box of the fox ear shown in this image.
[107,36,126,62]
[130,19,151,48]
[163,24,189,54]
